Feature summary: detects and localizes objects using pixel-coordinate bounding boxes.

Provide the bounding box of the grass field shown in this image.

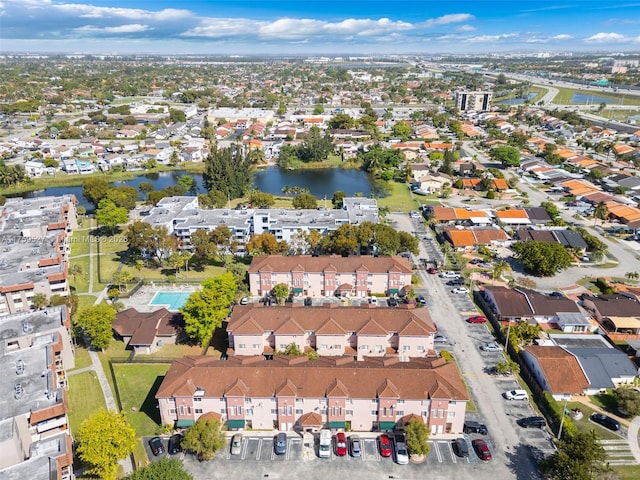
[566,401,622,441]
[67,371,106,433]
[71,256,91,293]
[77,294,98,310]
[612,465,640,479]
[378,181,420,212]
[71,346,93,370]
[112,363,171,436]
[551,86,640,106]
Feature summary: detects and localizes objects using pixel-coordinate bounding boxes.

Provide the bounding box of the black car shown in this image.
[452,437,469,457]
[168,434,183,454]
[274,432,287,455]
[417,295,427,305]
[304,297,313,306]
[149,436,165,456]
[387,297,398,307]
[590,413,620,431]
[463,420,488,435]
[446,278,464,286]
[517,416,547,429]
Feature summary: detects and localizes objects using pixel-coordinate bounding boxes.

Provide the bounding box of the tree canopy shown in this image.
[75,304,116,349]
[124,457,193,480]
[490,145,521,167]
[76,410,137,480]
[614,386,640,416]
[511,240,573,276]
[203,145,254,201]
[405,419,430,455]
[96,198,128,231]
[292,192,318,209]
[542,430,610,480]
[181,273,237,347]
[360,144,404,173]
[181,417,226,461]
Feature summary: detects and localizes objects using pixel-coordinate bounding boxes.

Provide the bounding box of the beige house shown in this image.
[227,304,437,358]
[248,255,412,298]
[156,355,469,434]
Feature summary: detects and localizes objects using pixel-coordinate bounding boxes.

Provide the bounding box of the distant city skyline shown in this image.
[2,0,640,55]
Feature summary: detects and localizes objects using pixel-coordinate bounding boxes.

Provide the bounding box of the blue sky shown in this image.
[2,1,640,55]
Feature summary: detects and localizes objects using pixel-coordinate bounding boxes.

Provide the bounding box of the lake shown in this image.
[570,94,621,104]
[498,93,537,105]
[18,167,375,210]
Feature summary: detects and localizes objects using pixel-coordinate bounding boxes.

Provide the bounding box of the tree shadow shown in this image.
[208,321,229,357]
[504,442,545,480]
[140,376,165,426]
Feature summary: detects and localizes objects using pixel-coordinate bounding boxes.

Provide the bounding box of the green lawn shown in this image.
[112,363,171,436]
[613,465,640,480]
[77,294,98,311]
[70,256,91,294]
[67,371,106,433]
[566,401,622,440]
[71,346,93,370]
[70,231,92,257]
[378,181,420,212]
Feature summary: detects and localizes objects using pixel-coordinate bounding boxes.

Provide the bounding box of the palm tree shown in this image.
[625,271,639,282]
[68,263,83,286]
[492,260,511,283]
[594,201,608,225]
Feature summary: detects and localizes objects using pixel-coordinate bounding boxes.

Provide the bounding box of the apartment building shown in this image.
[0,196,77,314]
[247,255,412,297]
[143,196,378,254]
[156,355,468,434]
[227,304,437,358]
[0,306,75,480]
[454,91,492,112]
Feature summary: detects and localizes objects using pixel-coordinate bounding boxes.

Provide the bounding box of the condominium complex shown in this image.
[454,91,492,112]
[247,255,413,297]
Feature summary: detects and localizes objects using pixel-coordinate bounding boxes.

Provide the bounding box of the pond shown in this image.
[570,94,621,104]
[18,167,376,210]
[498,93,537,105]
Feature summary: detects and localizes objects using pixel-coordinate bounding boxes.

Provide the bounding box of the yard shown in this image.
[112,363,171,437]
[566,401,623,441]
[67,370,106,433]
[378,181,420,213]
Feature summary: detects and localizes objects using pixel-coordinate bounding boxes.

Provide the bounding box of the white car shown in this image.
[434,334,448,343]
[451,287,470,294]
[439,271,460,279]
[504,389,529,401]
[318,429,332,458]
[480,342,502,352]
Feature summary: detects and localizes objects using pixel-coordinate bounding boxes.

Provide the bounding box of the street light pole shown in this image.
[557,396,570,440]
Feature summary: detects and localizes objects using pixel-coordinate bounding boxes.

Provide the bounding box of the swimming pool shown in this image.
[149,291,192,311]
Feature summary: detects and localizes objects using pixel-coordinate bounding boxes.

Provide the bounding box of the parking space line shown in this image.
[432,441,443,462]
[439,440,456,463]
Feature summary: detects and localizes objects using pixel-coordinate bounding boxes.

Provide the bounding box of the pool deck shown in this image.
[120,283,198,312]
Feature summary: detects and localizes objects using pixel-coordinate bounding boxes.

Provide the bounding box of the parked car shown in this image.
[239,297,249,305]
[168,434,183,455]
[318,429,332,458]
[517,416,547,429]
[451,287,469,294]
[368,297,378,305]
[472,439,492,461]
[440,271,460,278]
[469,258,482,265]
[463,421,488,435]
[378,433,392,457]
[387,297,398,307]
[480,342,502,352]
[335,432,347,456]
[504,389,529,401]
[434,334,448,343]
[452,437,469,457]
[446,278,465,286]
[467,315,487,324]
[394,433,409,465]
[427,267,438,274]
[478,262,492,268]
[304,297,313,306]
[349,435,362,457]
[549,291,564,298]
[274,432,287,455]
[230,433,243,455]
[417,295,427,305]
[148,436,165,456]
[590,413,620,431]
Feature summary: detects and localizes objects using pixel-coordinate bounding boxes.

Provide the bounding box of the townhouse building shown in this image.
[156,355,468,435]
[227,304,437,358]
[143,196,378,254]
[0,306,75,479]
[247,255,412,298]
[0,196,77,314]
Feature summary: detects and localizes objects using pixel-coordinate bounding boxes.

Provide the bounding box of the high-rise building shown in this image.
[455,91,492,112]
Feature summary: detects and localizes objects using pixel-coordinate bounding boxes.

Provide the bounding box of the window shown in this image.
[331,406,336,416]
[382,407,387,416]
[421,411,428,417]
[360,345,369,350]
[417,345,425,352]
[195,408,203,414]
[346,410,353,416]
[320,344,327,350]
[403,345,410,351]
[320,409,327,415]
[279,344,286,349]
[319,398,327,405]
[347,399,353,405]
[169,408,176,414]
[252,344,260,349]
[439,409,445,418]
[194,397,202,402]
[396,411,404,416]
[238,344,246,349]
[270,409,277,415]
[221,409,227,414]
[179,406,185,415]
[431,409,438,418]
[397,400,404,405]
[296,398,303,404]
[287,405,293,416]
[371,410,378,416]
[333,344,341,349]
[448,411,455,418]
[296,409,303,415]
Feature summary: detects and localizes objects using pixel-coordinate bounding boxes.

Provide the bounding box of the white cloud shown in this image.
[422,13,474,27]
[181,18,266,38]
[551,34,573,40]
[257,18,413,39]
[74,24,152,34]
[585,32,627,42]
[456,25,476,32]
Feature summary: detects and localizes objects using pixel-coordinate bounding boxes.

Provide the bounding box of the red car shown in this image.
[467,315,487,324]
[378,433,392,457]
[335,432,347,456]
[472,439,492,461]
[427,267,438,274]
